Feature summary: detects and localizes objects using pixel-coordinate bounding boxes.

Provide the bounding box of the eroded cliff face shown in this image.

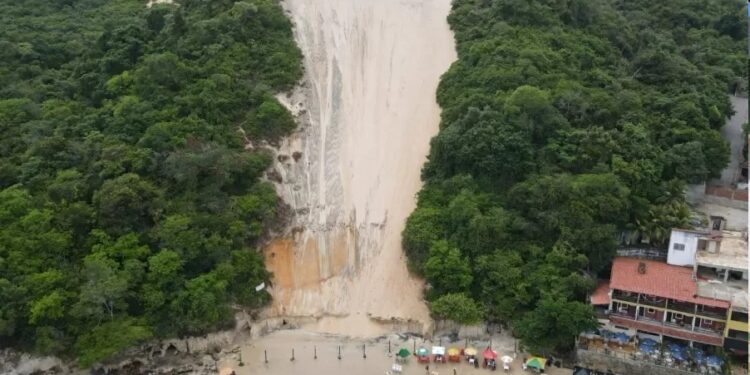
[264,0,456,335]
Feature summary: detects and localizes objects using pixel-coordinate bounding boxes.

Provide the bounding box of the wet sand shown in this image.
[265,0,457,335]
[221,331,569,375]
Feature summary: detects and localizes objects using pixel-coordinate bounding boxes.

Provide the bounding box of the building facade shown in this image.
[606,257,730,347]
[594,228,748,353]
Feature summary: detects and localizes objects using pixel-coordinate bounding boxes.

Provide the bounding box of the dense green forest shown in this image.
[404,0,747,354]
[0,0,301,366]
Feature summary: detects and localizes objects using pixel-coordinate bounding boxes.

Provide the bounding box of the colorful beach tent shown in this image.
[483,348,497,360]
[464,347,477,356]
[416,347,430,357]
[397,348,411,358]
[526,356,547,370]
[432,346,446,356]
[447,347,460,356]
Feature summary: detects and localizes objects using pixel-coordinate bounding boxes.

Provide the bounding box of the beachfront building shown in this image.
[679,228,749,355]
[605,257,730,348]
[583,227,748,374]
[724,307,749,355]
[597,227,748,349]
[666,227,749,354]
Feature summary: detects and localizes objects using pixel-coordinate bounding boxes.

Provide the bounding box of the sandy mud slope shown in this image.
[264,0,456,335]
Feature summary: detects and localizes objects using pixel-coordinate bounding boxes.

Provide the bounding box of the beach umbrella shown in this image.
[447,347,460,357]
[613,332,630,344]
[671,347,686,361]
[416,347,430,357]
[667,342,682,351]
[501,355,513,364]
[690,348,706,365]
[638,343,656,354]
[464,347,477,356]
[397,348,411,358]
[526,357,546,370]
[706,355,723,368]
[432,346,446,356]
[482,348,497,360]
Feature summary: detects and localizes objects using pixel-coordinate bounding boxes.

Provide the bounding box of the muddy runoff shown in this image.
[261,0,457,336]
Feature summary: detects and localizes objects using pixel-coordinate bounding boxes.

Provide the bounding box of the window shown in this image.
[710,216,724,231]
[673,243,685,251]
[729,271,744,281]
[728,329,749,341]
[731,311,749,322]
[647,308,655,314]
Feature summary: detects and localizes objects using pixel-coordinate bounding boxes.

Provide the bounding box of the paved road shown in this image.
[717,95,748,186]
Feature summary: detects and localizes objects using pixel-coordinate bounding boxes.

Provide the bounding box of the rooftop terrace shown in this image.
[696,278,748,311]
[695,231,748,271]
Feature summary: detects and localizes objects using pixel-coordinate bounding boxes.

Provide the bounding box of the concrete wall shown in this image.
[686,183,707,205]
[702,192,749,211]
[577,349,696,375]
[667,230,699,266]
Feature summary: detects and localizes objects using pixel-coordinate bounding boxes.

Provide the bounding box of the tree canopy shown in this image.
[405,0,746,354]
[0,0,301,366]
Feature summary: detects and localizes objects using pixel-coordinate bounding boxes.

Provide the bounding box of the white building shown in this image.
[667,229,748,281]
[666,229,720,266]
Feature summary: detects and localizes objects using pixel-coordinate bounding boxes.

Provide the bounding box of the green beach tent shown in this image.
[397,348,411,358]
[526,356,547,370]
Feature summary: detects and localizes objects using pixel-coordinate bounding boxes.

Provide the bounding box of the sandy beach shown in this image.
[221,331,570,375]
[265,0,457,335]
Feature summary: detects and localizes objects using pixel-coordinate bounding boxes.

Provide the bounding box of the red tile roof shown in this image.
[590,281,610,305]
[610,257,730,309]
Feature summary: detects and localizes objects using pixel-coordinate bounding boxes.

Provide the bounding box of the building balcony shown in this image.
[667,300,697,315]
[609,315,723,346]
[638,315,663,325]
[667,301,727,320]
[696,307,728,320]
[612,292,638,304]
[610,310,637,320]
[611,291,668,309]
[639,296,668,309]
